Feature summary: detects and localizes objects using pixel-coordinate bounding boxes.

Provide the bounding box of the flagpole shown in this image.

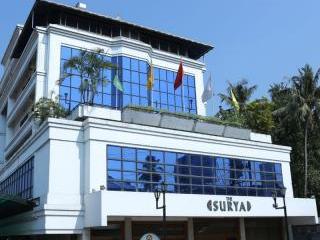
[181,58,185,112]
[150,58,153,108]
[115,57,118,109]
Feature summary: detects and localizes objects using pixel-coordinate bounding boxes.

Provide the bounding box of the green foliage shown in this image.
[218,79,257,112]
[272,64,320,197]
[61,48,116,106]
[33,98,67,123]
[244,98,275,134]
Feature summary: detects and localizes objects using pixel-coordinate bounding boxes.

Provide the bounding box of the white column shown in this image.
[35,31,48,101]
[188,218,194,240]
[0,114,6,163]
[125,217,132,240]
[79,229,91,240]
[239,218,246,240]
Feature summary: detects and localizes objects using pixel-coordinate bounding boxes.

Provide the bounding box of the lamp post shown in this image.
[154,182,166,240]
[272,187,289,240]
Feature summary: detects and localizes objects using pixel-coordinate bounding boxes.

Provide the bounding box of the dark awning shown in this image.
[0,193,35,219]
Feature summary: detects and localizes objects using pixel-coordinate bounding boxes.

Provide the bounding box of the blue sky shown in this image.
[1,0,319,115]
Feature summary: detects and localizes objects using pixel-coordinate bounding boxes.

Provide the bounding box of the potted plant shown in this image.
[32,97,67,125]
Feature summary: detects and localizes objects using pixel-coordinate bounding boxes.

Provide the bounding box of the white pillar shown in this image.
[125,217,132,240]
[35,30,48,101]
[239,218,246,240]
[0,114,6,163]
[79,229,91,240]
[188,218,194,240]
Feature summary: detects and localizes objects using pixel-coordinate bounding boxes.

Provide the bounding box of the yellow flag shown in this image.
[231,89,240,111]
[147,63,154,90]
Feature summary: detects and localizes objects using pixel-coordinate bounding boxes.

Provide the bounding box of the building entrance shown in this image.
[193,218,240,240]
[91,223,124,240]
[132,222,187,240]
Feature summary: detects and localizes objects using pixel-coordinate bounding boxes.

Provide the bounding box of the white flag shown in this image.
[202,75,213,103]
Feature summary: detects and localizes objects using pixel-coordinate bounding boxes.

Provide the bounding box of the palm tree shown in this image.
[62,48,116,105]
[274,64,320,197]
[218,79,257,112]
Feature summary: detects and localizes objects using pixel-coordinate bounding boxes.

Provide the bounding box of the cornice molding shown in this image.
[47,24,206,71]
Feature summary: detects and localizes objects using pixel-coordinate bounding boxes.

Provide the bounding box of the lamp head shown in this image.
[161,182,166,192]
[271,190,277,200]
[281,187,287,197]
[154,188,161,201]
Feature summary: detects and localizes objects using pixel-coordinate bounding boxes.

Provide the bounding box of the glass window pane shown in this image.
[123,148,136,161]
[167,71,174,82]
[215,157,224,169]
[123,182,136,191]
[122,57,130,69]
[140,85,147,98]
[108,160,121,170]
[139,61,148,73]
[165,152,177,164]
[160,69,166,80]
[123,161,136,171]
[275,164,282,174]
[108,181,122,191]
[123,171,136,181]
[203,168,213,177]
[191,167,202,176]
[160,81,167,92]
[131,72,139,84]
[132,84,139,96]
[131,59,139,71]
[108,171,121,181]
[151,151,164,164]
[138,172,151,183]
[180,185,191,194]
[202,156,213,167]
[70,88,81,103]
[108,146,121,159]
[137,149,150,162]
[165,174,177,185]
[123,69,131,82]
[165,165,176,175]
[177,153,189,165]
[140,73,147,85]
[61,46,71,60]
[188,76,195,87]
[178,166,190,175]
[191,155,201,166]
[154,68,160,79]
[160,92,168,104]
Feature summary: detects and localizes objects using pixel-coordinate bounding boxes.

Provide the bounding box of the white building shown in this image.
[0,1,317,240]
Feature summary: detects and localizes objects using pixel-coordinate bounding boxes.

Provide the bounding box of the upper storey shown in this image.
[11,0,213,61]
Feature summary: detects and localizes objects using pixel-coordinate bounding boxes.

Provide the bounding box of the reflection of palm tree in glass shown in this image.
[230,160,245,186]
[138,155,163,191]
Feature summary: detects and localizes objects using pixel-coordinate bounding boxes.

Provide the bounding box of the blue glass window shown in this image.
[0,158,34,199]
[60,46,197,114]
[107,145,284,197]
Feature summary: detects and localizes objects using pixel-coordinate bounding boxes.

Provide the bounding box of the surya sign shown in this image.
[207,197,252,212]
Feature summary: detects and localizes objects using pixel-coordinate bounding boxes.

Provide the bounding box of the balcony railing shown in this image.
[7,72,36,126]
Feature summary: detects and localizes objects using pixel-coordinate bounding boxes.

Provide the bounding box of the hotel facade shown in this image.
[0,1,318,239]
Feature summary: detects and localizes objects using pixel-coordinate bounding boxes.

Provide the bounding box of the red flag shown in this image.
[174,62,184,90]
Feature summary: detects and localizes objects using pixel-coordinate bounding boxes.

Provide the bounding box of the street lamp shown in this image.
[272,187,289,240]
[154,182,167,240]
